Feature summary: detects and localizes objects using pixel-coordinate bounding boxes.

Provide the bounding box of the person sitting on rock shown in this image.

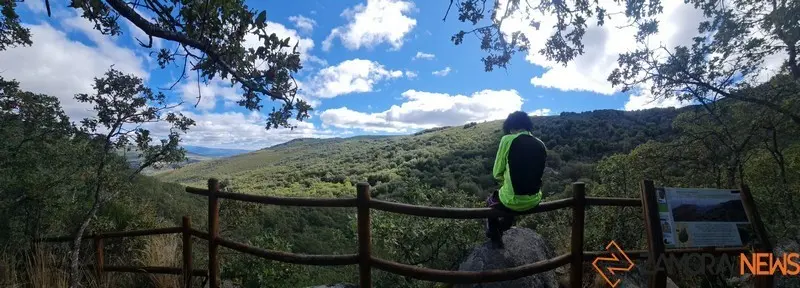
[486,111,547,248]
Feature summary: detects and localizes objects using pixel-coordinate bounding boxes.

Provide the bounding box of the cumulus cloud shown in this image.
[432,67,452,76]
[413,51,435,60]
[529,109,552,116]
[0,17,147,121]
[244,21,325,67]
[122,17,164,50]
[177,77,240,111]
[322,0,416,51]
[404,70,418,78]
[172,20,323,111]
[623,90,691,111]
[496,0,708,102]
[306,59,405,98]
[22,0,46,13]
[144,111,338,150]
[320,89,524,132]
[289,15,316,33]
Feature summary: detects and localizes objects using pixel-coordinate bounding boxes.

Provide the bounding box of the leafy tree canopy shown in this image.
[2,0,310,129]
[448,0,800,122]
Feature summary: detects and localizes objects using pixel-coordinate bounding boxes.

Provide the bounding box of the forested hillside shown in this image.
[159,107,684,199]
[153,78,800,287]
[3,71,799,288]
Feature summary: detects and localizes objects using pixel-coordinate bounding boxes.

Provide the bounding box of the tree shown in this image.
[66,68,194,287]
[448,0,800,123]
[5,0,309,128]
[0,77,81,248]
[0,0,31,51]
[445,0,662,70]
[609,0,800,123]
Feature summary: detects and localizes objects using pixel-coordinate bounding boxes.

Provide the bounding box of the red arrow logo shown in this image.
[592,241,635,287]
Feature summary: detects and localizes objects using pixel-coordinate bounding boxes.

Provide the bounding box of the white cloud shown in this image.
[145,111,338,150]
[322,0,416,51]
[122,17,164,50]
[244,21,325,67]
[320,89,524,132]
[0,17,147,121]
[624,90,691,111]
[529,109,552,116]
[306,59,404,98]
[497,0,707,95]
[22,0,46,13]
[404,70,418,78]
[413,51,435,60]
[432,67,452,76]
[288,15,316,33]
[177,77,240,111]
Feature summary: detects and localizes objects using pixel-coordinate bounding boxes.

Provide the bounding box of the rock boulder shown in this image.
[456,227,559,288]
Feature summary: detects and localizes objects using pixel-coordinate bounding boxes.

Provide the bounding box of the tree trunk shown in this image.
[68,202,100,288]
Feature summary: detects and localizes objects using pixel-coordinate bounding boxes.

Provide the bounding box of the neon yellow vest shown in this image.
[492,131,544,211]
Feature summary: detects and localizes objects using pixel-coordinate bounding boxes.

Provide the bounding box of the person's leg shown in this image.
[485,191,504,248]
[500,214,515,232]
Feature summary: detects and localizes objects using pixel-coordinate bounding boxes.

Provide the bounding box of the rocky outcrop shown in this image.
[455,227,559,288]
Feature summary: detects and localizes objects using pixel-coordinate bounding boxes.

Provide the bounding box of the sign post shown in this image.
[640,180,772,287]
[641,180,667,288]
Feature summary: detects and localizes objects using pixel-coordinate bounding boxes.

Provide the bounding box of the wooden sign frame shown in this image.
[640,180,774,288]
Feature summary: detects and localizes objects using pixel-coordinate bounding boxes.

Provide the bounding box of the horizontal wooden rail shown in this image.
[371,253,571,284]
[216,237,359,266]
[585,197,641,207]
[369,198,574,219]
[186,186,357,207]
[189,228,210,241]
[37,227,182,242]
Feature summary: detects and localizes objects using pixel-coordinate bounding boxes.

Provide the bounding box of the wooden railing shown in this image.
[37,179,771,288]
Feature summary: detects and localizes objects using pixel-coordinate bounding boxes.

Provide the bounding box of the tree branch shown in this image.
[442,0,454,21]
[104,0,290,103]
[685,75,800,125]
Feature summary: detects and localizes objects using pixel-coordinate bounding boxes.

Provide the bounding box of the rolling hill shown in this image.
[157,107,687,198]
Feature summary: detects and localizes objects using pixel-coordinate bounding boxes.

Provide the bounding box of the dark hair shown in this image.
[502,111,533,134]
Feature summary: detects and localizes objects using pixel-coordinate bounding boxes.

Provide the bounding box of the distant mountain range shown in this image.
[120,145,250,175]
[183,145,252,158]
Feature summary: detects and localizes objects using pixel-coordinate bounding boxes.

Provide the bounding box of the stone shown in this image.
[455,227,559,288]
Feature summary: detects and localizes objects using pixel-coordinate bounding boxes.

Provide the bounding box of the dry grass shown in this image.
[136,234,182,288]
[1,252,21,288]
[0,246,106,288]
[1,246,70,288]
[25,247,69,288]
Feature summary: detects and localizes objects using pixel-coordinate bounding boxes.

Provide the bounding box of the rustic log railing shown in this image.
[36,179,770,288]
[37,219,207,287]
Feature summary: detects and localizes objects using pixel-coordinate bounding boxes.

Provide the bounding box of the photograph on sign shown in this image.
[658,187,754,248]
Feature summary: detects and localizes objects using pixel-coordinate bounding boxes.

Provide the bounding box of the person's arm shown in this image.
[493,136,510,182]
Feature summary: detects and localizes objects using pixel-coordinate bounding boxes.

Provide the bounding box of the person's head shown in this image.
[502,111,533,134]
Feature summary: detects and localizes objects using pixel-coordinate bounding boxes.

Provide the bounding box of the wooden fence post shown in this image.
[208,178,220,288]
[182,216,193,288]
[569,182,586,287]
[739,184,774,288]
[356,183,372,288]
[94,235,104,287]
[641,180,666,288]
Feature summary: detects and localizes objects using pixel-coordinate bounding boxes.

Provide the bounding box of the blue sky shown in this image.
[4,0,705,150]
